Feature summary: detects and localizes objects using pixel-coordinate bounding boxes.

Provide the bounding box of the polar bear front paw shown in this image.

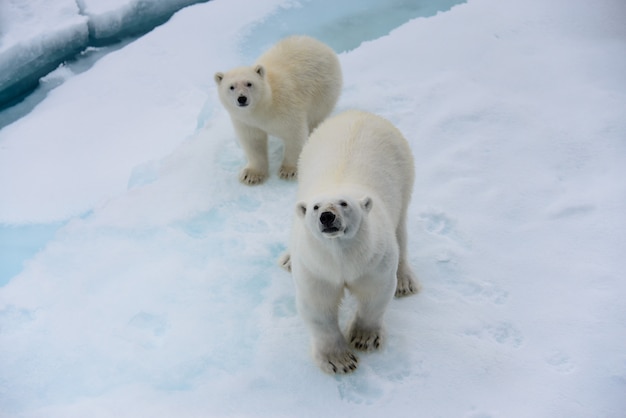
[349,327,383,351]
[315,350,358,374]
[239,167,267,185]
[279,165,297,181]
[395,269,420,297]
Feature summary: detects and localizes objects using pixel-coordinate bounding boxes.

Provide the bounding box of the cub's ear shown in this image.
[296,201,307,218]
[214,72,224,84]
[254,65,265,78]
[360,196,373,213]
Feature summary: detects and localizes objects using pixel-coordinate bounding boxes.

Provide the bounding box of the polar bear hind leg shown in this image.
[277,252,291,272]
[395,214,421,297]
[278,123,308,180]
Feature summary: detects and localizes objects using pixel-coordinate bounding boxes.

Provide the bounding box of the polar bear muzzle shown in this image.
[318,209,344,236]
[237,95,249,107]
[320,211,340,233]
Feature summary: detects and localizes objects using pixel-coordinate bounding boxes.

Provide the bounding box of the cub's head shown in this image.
[214,65,267,111]
[296,195,372,241]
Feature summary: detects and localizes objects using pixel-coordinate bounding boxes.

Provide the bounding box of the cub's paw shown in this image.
[349,327,383,351]
[315,350,359,374]
[239,167,267,185]
[395,269,420,298]
[278,165,297,181]
[277,252,291,273]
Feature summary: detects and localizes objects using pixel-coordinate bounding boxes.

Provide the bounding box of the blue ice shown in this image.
[0,222,65,286]
[240,0,464,58]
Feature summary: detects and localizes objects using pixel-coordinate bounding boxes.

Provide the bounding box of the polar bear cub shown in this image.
[214,36,342,185]
[286,110,420,374]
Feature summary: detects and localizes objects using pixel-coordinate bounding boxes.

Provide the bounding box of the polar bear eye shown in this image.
[339,201,348,207]
[313,205,319,211]
[246,82,252,88]
[229,85,235,91]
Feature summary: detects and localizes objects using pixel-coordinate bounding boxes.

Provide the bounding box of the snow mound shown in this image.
[0,0,208,107]
[78,0,209,43]
[0,0,87,106]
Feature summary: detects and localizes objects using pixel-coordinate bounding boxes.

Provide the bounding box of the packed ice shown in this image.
[0,0,625,416]
[0,0,207,106]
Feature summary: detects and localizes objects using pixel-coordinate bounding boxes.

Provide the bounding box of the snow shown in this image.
[237,0,462,57]
[1,0,626,416]
[78,0,210,42]
[0,0,207,106]
[0,0,87,105]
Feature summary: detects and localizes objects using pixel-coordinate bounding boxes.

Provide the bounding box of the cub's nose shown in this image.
[320,211,335,226]
[237,96,248,106]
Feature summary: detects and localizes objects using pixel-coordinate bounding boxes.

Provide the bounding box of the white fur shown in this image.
[286,110,420,374]
[214,36,342,185]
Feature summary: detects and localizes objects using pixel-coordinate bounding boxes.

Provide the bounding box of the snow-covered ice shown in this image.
[0,0,87,105]
[0,0,207,106]
[78,0,209,43]
[1,0,625,416]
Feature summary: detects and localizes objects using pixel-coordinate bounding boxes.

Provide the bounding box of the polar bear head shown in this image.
[296,195,372,241]
[214,65,268,111]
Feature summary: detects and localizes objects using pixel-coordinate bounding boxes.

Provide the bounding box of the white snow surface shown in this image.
[0,0,87,102]
[1,0,626,416]
[0,0,206,105]
[78,0,209,40]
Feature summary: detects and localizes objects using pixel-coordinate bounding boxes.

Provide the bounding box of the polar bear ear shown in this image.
[214,72,224,84]
[296,201,307,218]
[254,65,265,78]
[360,197,373,214]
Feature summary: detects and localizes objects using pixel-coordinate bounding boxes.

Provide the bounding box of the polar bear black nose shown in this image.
[237,96,248,105]
[320,211,335,226]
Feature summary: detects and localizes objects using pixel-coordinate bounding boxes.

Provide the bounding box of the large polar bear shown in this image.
[285,110,420,374]
[214,36,342,185]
